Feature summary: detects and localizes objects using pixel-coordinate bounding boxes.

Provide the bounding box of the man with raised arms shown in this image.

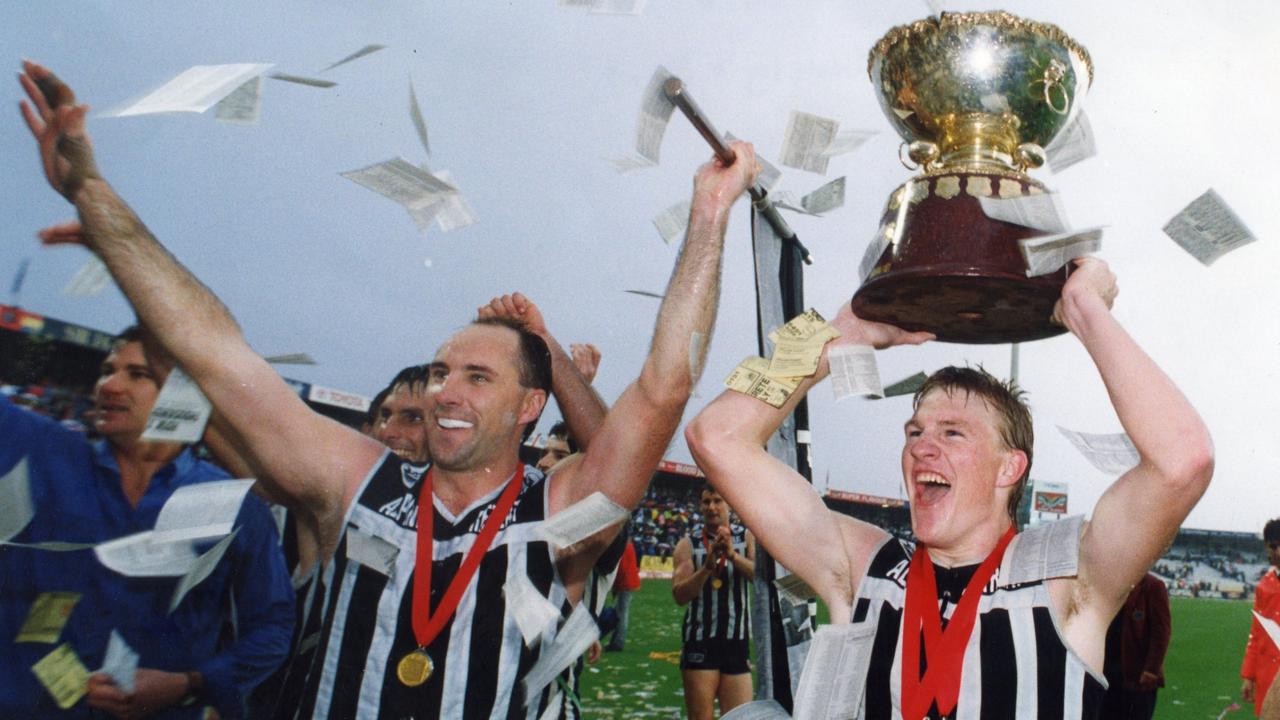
[18,61,759,718]
[686,262,1213,718]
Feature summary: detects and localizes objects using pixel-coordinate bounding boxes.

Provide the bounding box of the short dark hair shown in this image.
[547,420,578,454]
[471,318,552,440]
[114,325,144,345]
[913,365,1033,524]
[365,364,430,427]
[1265,519,1280,544]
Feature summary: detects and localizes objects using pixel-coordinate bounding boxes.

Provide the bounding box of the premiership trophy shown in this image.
[851,11,1092,343]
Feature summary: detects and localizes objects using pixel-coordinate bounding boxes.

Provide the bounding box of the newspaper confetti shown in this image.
[169,530,238,612]
[1019,226,1103,277]
[505,571,562,646]
[536,492,629,548]
[321,44,386,72]
[94,531,197,577]
[16,592,81,644]
[881,371,928,399]
[0,458,35,544]
[98,630,139,694]
[828,345,883,400]
[522,604,599,704]
[268,73,336,88]
[140,367,213,444]
[1046,111,1097,174]
[791,623,876,719]
[635,66,676,163]
[31,644,90,709]
[214,76,262,125]
[1057,427,1140,475]
[821,130,876,158]
[345,527,399,577]
[774,572,817,606]
[724,357,796,409]
[801,177,847,215]
[1162,189,1257,266]
[105,64,273,117]
[62,256,111,297]
[432,170,478,232]
[624,289,664,299]
[264,353,316,365]
[152,479,253,543]
[779,111,839,174]
[979,193,1070,233]
[409,81,431,156]
[653,200,691,244]
[722,699,791,719]
[606,154,656,174]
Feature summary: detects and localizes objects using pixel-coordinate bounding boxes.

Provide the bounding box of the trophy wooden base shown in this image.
[851,172,1069,345]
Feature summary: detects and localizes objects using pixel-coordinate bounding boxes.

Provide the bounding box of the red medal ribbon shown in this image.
[702,527,727,581]
[411,466,524,652]
[901,527,1015,720]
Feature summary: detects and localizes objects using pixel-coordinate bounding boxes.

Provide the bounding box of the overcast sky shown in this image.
[3,1,1276,533]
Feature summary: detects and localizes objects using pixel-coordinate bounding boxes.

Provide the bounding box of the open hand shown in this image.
[18,61,100,201]
[828,302,934,351]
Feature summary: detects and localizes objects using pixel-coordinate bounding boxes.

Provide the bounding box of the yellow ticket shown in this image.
[16,592,81,644]
[31,643,90,709]
[724,356,793,408]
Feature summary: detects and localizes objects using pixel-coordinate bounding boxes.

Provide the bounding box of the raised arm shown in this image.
[18,62,382,545]
[685,304,931,619]
[547,142,759,516]
[1064,258,1214,619]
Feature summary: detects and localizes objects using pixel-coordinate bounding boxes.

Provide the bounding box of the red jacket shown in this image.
[1244,567,1280,715]
[614,542,641,592]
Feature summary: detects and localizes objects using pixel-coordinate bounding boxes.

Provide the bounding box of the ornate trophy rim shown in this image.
[866,10,1093,88]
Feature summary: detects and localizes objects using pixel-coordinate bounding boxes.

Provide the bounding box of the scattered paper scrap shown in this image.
[264,353,316,365]
[341,157,455,206]
[98,630,139,694]
[774,573,816,606]
[1019,226,1103,277]
[0,458,35,543]
[1057,427,1140,475]
[152,479,253,543]
[880,371,928,399]
[1163,189,1257,266]
[94,531,197,577]
[140,367,213,444]
[979,193,1069,233]
[522,604,600,704]
[724,356,795,409]
[828,345,883,400]
[505,572,562,646]
[345,527,400,577]
[537,493,629,548]
[792,623,876,719]
[62,256,111,297]
[16,592,81,644]
[409,81,431,156]
[653,200,691,244]
[268,73,336,88]
[722,699,791,719]
[431,170,478,232]
[321,44,386,72]
[170,530,238,612]
[1046,111,1096,174]
[31,643,91,709]
[635,66,676,164]
[821,130,876,158]
[606,154,656,174]
[105,64,273,117]
[801,177,846,215]
[779,111,839,174]
[214,76,262,125]
[624,289,664,299]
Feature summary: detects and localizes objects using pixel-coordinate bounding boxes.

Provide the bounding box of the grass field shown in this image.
[577,582,1256,719]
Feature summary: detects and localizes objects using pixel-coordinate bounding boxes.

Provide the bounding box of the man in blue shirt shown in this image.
[0,327,295,718]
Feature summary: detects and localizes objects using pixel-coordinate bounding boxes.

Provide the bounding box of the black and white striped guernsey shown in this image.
[293,452,568,719]
[842,515,1105,720]
[682,523,750,643]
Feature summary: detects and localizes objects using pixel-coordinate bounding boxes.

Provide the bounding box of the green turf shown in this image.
[578,583,1256,719]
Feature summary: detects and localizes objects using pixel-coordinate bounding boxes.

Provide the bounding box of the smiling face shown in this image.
[92,341,161,444]
[700,488,729,530]
[537,434,572,473]
[374,383,431,463]
[901,388,1027,557]
[425,324,546,473]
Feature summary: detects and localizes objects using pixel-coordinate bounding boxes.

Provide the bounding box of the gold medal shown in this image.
[396,648,434,687]
[711,577,723,590]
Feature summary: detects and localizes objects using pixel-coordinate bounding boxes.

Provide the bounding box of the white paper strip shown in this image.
[432,170,478,232]
[140,367,213,444]
[268,73,336,88]
[653,200,691,244]
[521,603,599,704]
[1057,427,1140,475]
[1162,189,1257,266]
[779,111,839,174]
[214,76,262,125]
[774,572,816,606]
[979,193,1069,233]
[828,345,882,400]
[152,479,254,543]
[264,353,316,365]
[722,699,791,719]
[536,492,629,549]
[321,44,386,72]
[1018,226,1104,277]
[0,458,35,544]
[345,527,400,577]
[635,66,676,163]
[801,177,846,215]
[62,257,111,297]
[606,153,656,174]
[106,64,273,117]
[98,630,139,694]
[95,532,197,577]
[820,130,876,158]
[169,530,238,612]
[340,158,456,207]
[1046,111,1096,174]
[881,371,928,399]
[409,81,431,156]
[505,571,562,646]
[791,623,875,720]
[1254,611,1280,652]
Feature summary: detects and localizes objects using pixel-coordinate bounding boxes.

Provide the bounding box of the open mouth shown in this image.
[914,471,952,505]
[436,417,474,430]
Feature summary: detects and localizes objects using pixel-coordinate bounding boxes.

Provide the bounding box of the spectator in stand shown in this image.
[0,326,294,718]
[603,539,641,652]
[1243,519,1280,716]
[1101,573,1170,719]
